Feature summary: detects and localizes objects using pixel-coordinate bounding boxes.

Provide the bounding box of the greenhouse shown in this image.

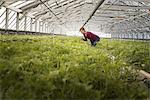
[0,0,150,99]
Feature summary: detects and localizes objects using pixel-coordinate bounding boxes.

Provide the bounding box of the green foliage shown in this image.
[0,35,149,100]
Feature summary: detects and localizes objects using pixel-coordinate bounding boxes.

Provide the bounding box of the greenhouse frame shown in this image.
[0,0,150,39]
[0,0,150,100]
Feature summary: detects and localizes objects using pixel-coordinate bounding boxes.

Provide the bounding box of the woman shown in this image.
[80,27,100,46]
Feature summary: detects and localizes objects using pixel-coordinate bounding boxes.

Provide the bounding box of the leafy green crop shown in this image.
[0,35,149,100]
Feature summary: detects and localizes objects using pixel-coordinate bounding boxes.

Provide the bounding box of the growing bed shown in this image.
[0,35,149,99]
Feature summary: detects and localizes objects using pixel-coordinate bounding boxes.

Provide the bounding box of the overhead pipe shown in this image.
[39,0,61,22]
[39,0,70,34]
[0,1,4,8]
[82,0,105,27]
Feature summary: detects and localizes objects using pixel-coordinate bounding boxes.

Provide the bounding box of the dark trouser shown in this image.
[90,37,100,46]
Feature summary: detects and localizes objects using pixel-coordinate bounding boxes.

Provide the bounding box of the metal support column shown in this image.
[142,34,144,40]
[119,34,121,39]
[16,12,19,31]
[39,21,41,32]
[5,8,9,29]
[30,18,33,31]
[42,22,44,33]
[24,16,27,31]
[146,33,148,39]
[35,20,37,32]
[136,34,138,39]
[117,34,119,39]
[45,23,48,33]
[131,33,134,39]
[45,23,46,33]
[48,23,49,33]
[47,23,49,33]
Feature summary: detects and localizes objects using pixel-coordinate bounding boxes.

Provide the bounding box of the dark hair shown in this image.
[80,27,85,31]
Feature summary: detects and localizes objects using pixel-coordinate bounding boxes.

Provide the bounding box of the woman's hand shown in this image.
[82,38,87,41]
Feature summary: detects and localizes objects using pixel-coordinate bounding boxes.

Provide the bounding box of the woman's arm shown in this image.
[82,34,87,41]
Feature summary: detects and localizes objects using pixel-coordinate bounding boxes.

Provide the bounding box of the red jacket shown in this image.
[83,32,99,41]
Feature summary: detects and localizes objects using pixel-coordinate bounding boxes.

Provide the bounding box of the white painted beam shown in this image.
[6,6,22,12]
[125,0,150,3]
[21,0,50,12]
[104,4,150,10]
